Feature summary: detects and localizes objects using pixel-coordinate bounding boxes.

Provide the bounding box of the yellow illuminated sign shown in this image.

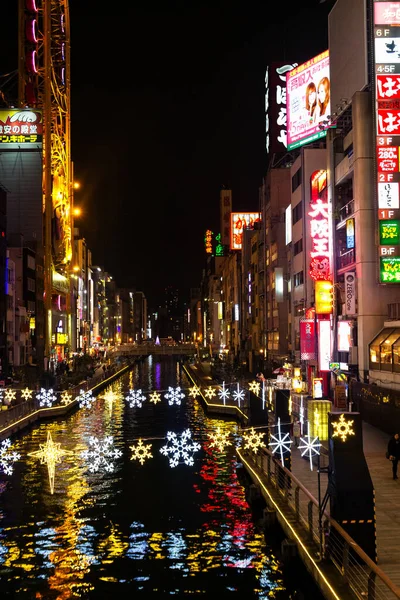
[331,413,355,442]
[309,400,331,440]
[315,280,333,314]
[56,333,68,345]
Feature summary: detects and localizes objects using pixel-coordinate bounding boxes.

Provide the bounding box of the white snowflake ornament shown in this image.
[125,389,146,408]
[81,436,122,473]
[160,429,201,467]
[77,389,95,409]
[218,381,230,405]
[164,386,185,406]
[36,388,56,408]
[269,417,293,466]
[0,438,21,475]
[232,383,245,407]
[298,421,321,471]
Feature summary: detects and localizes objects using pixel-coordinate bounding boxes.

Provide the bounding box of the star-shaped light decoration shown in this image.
[298,421,321,471]
[208,427,232,453]
[248,380,261,395]
[232,383,245,408]
[36,388,57,408]
[204,386,217,400]
[20,387,33,401]
[149,391,162,404]
[164,386,185,406]
[242,427,266,454]
[331,414,355,442]
[268,417,293,466]
[4,389,16,403]
[77,389,95,409]
[60,391,73,405]
[188,385,201,398]
[81,436,122,473]
[102,389,122,403]
[28,431,74,494]
[125,389,146,408]
[217,381,230,405]
[160,429,201,468]
[0,438,21,475]
[130,438,153,465]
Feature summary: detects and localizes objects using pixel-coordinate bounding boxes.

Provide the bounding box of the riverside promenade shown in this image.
[186,360,400,600]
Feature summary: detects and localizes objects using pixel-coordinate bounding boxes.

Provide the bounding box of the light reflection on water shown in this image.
[0,357,320,599]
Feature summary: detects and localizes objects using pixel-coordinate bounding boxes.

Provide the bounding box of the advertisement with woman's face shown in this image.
[286,50,330,150]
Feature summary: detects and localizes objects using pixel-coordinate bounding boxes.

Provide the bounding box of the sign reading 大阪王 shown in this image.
[374,2,400,282]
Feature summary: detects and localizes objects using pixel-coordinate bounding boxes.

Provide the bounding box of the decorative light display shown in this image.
[4,389,16,403]
[298,422,321,471]
[102,389,122,403]
[188,385,200,398]
[204,386,217,399]
[164,386,185,406]
[149,391,162,404]
[0,438,21,475]
[81,436,122,473]
[232,383,245,407]
[21,388,34,401]
[299,396,304,434]
[268,417,292,466]
[208,427,232,452]
[125,389,146,408]
[331,413,355,442]
[130,438,153,465]
[248,380,261,395]
[160,429,201,468]
[28,431,73,494]
[261,381,266,410]
[60,391,72,405]
[77,389,95,410]
[217,381,230,405]
[308,171,330,282]
[36,388,56,408]
[242,427,266,454]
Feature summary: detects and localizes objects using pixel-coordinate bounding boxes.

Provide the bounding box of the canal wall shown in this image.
[0,361,134,441]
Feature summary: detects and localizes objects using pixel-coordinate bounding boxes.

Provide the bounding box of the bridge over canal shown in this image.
[111,343,197,357]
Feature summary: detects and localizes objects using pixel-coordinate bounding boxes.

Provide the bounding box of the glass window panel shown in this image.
[370,328,395,365]
[380,329,400,364]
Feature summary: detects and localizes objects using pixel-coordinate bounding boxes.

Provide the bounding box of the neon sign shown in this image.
[204,229,213,254]
[309,170,330,281]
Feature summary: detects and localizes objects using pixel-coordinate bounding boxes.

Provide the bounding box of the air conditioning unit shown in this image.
[349,346,358,365]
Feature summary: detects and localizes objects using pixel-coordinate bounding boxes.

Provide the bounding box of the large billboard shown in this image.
[286,51,331,151]
[374,2,400,283]
[0,109,43,147]
[265,61,298,154]
[230,213,261,250]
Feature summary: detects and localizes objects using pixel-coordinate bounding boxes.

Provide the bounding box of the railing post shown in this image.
[295,486,300,521]
[342,542,349,583]
[368,571,376,600]
[308,501,313,537]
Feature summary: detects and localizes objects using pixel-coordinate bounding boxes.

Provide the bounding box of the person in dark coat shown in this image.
[387,432,400,480]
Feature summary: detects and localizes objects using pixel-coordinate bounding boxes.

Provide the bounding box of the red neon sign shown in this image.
[309,170,330,281]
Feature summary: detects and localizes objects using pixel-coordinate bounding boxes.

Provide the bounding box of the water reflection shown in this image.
[0,357,320,598]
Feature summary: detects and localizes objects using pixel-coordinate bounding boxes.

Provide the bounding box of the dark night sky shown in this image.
[2,1,334,308]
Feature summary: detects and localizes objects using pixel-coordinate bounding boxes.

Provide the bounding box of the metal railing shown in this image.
[241,446,400,600]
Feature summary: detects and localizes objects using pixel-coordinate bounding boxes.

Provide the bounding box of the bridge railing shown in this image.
[241,447,400,600]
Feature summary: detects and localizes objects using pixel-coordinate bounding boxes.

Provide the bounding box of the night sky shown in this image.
[2,1,334,308]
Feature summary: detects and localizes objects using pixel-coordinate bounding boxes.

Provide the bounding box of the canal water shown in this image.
[0,357,324,599]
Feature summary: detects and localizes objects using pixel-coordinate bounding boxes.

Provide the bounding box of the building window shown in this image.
[27,300,35,313]
[293,202,302,224]
[292,167,302,192]
[294,271,304,287]
[293,239,303,256]
[27,278,35,292]
[27,255,35,270]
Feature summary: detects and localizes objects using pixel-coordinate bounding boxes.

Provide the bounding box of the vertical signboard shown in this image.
[374,4,400,282]
[300,318,316,360]
[265,62,298,154]
[220,189,232,247]
[230,213,261,250]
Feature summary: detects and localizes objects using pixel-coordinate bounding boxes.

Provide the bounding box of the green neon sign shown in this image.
[380,257,400,283]
[380,221,400,245]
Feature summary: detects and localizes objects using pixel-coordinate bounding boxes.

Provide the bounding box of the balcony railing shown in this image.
[339,198,355,222]
[337,248,355,270]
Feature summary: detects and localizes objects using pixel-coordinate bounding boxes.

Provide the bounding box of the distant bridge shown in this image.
[111,343,197,357]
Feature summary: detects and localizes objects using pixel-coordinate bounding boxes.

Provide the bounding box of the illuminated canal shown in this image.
[0,357,324,598]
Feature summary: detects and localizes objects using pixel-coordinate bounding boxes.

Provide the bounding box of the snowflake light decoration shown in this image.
[102,389,122,403]
[164,386,185,406]
[248,380,261,395]
[28,431,74,494]
[81,436,122,473]
[208,427,232,452]
[299,395,304,434]
[242,427,266,454]
[298,421,321,471]
[232,383,245,407]
[125,389,146,408]
[77,389,95,409]
[331,414,355,442]
[149,391,162,404]
[130,438,153,465]
[160,429,201,468]
[0,438,20,475]
[268,417,293,466]
[21,387,33,401]
[188,385,200,398]
[218,381,230,405]
[60,391,73,405]
[204,386,217,400]
[4,389,16,403]
[36,388,56,408]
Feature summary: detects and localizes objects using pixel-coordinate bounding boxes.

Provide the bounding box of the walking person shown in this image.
[292,418,301,448]
[387,432,400,480]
